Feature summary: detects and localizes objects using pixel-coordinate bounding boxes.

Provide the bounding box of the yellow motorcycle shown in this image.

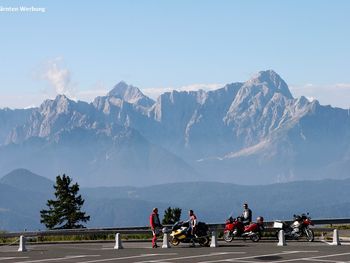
[170,221,210,247]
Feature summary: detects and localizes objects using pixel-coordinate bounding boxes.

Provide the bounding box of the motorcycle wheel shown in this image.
[305,229,314,242]
[198,236,210,247]
[223,230,234,242]
[250,233,260,242]
[170,237,180,246]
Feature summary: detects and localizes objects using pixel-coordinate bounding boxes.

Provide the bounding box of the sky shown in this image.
[0,0,350,109]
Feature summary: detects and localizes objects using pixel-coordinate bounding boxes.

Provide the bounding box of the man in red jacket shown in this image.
[150,208,162,248]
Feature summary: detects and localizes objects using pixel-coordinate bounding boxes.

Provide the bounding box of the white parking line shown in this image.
[0,258,28,261]
[303,259,346,263]
[230,251,350,263]
[76,253,178,263]
[309,252,350,260]
[198,251,314,263]
[101,246,157,250]
[14,255,99,263]
[321,240,350,246]
[136,252,246,263]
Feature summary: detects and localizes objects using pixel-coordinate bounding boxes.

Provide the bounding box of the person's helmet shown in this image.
[294,215,301,221]
[257,216,264,223]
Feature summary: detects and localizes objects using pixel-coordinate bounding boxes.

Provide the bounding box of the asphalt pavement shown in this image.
[1,240,350,263]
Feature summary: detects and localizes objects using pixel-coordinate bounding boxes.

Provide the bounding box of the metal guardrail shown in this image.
[1,218,349,239]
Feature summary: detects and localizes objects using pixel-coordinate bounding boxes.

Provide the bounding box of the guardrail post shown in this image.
[331,229,341,246]
[210,231,218,247]
[277,230,286,246]
[18,235,27,252]
[162,228,170,248]
[114,233,123,249]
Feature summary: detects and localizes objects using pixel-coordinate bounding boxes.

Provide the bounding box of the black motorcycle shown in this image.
[169,221,210,247]
[274,213,314,242]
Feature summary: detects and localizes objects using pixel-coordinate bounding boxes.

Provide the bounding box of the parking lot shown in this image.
[1,240,350,263]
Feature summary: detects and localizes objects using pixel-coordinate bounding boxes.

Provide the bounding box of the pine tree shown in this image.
[172,207,182,222]
[162,207,173,225]
[40,174,90,229]
[162,207,182,225]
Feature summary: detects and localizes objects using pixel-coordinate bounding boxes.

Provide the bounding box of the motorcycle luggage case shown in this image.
[273,221,283,228]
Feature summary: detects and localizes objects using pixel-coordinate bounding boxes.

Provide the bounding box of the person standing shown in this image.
[150,208,162,248]
[187,209,198,247]
[242,203,252,225]
[189,209,198,235]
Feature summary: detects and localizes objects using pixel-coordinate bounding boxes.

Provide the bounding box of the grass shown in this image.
[329,224,350,230]
[0,233,154,245]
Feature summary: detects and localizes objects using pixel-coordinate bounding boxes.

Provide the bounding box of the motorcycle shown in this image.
[223,216,265,242]
[274,213,314,242]
[170,221,210,247]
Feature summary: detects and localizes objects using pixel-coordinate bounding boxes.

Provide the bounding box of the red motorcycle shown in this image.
[224,216,264,242]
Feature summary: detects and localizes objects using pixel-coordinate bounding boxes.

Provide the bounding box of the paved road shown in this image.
[1,241,350,263]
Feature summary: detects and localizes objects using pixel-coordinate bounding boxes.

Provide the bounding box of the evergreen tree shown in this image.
[172,207,182,222]
[40,174,90,229]
[162,207,182,225]
[162,207,173,225]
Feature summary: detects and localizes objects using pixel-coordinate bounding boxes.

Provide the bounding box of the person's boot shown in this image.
[189,239,195,247]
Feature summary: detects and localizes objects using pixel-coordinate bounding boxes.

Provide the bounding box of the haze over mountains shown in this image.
[1,70,349,186]
[1,169,350,231]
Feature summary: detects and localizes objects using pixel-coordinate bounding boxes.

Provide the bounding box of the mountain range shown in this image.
[1,70,349,186]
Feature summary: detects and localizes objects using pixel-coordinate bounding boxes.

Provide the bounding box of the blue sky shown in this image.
[1,0,350,108]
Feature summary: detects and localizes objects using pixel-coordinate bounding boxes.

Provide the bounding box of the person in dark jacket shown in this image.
[149,208,162,248]
[242,203,252,225]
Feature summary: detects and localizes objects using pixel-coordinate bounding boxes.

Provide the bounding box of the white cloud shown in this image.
[335,83,350,90]
[75,82,108,102]
[0,93,47,109]
[42,57,75,97]
[290,83,350,109]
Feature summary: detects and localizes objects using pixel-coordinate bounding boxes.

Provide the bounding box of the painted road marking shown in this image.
[136,252,247,263]
[198,251,317,263]
[0,258,28,261]
[14,255,99,263]
[226,251,350,263]
[307,252,350,260]
[321,240,350,246]
[101,246,157,250]
[304,259,347,263]
[76,253,178,263]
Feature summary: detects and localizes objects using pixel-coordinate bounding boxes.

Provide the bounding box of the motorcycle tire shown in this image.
[250,233,260,242]
[170,237,180,246]
[198,236,210,247]
[305,229,314,242]
[223,230,234,243]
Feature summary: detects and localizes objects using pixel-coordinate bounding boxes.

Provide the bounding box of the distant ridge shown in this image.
[0,168,53,193]
[1,168,350,231]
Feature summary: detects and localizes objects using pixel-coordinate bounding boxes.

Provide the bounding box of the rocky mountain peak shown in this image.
[107,81,154,107]
[108,81,130,97]
[247,70,293,99]
[39,94,74,115]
